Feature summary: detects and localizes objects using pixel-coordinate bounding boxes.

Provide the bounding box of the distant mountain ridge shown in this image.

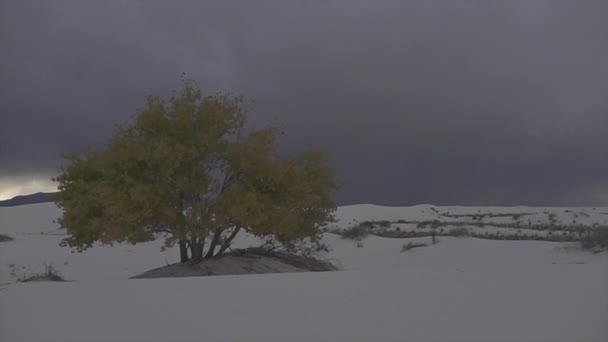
[0,192,58,207]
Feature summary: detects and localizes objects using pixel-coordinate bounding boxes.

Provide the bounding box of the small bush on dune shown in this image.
[378,220,392,228]
[340,223,371,240]
[257,235,330,259]
[448,227,469,237]
[417,220,442,229]
[579,227,608,250]
[17,262,65,283]
[401,241,428,253]
[0,234,14,242]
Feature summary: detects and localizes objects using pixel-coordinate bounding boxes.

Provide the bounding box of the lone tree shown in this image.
[54,78,339,262]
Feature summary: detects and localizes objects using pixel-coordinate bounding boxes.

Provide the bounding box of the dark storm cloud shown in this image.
[1,0,607,205]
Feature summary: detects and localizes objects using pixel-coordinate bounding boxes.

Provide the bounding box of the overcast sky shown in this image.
[1,0,607,205]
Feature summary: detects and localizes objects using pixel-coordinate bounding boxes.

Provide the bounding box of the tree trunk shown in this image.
[190,238,204,262]
[216,226,242,257]
[177,192,189,262]
[179,239,189,263]
[205,229,223,258]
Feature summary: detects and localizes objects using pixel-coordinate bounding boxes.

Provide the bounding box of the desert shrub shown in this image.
[579,228,608,250]
[431,232,438,244]
[340,223,370,240]
[401,241,428,253]
[548,213,558,224]
[8,264,19,277]
[259,235,330,258]
[375,230,430,238]
[378,220,392,228]
[0,234,14,242]
[448,227,469,237]
[416,220,442,229]
[17,262,65,282]
[361,221,376,229]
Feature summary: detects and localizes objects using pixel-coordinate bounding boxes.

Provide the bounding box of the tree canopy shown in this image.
[54,79,339,262]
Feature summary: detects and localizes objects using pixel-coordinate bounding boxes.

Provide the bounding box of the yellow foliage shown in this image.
[55,77,339,256]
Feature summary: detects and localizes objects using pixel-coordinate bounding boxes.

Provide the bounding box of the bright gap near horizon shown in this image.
[0,179,58,201]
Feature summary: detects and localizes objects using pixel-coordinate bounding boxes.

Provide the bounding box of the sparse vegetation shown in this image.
[0,234,14,242]
[8,264,20,277]
[258,235,330,258]
[339,223,371,240]
[401,241,428,252]
[327,214,599,243]
[548,213,558,226]
[448,227,468,237]
[441,212,535,219]
[416,220,442,229]
[378,231,434,238]
[17,262,65,283]
[378,220,391,228]
[579,227,608,250]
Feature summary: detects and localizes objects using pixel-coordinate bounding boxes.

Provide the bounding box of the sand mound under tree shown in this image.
[131,248,338,279]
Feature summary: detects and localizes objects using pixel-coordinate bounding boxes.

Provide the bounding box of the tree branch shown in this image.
[216,226,242,256]
[220,171,234,194]
[205,228,224,258]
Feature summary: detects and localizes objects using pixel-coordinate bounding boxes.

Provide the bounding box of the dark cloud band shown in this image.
[1,0,607,205]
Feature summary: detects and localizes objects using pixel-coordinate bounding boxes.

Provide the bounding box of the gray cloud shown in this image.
[1,0,607,205]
